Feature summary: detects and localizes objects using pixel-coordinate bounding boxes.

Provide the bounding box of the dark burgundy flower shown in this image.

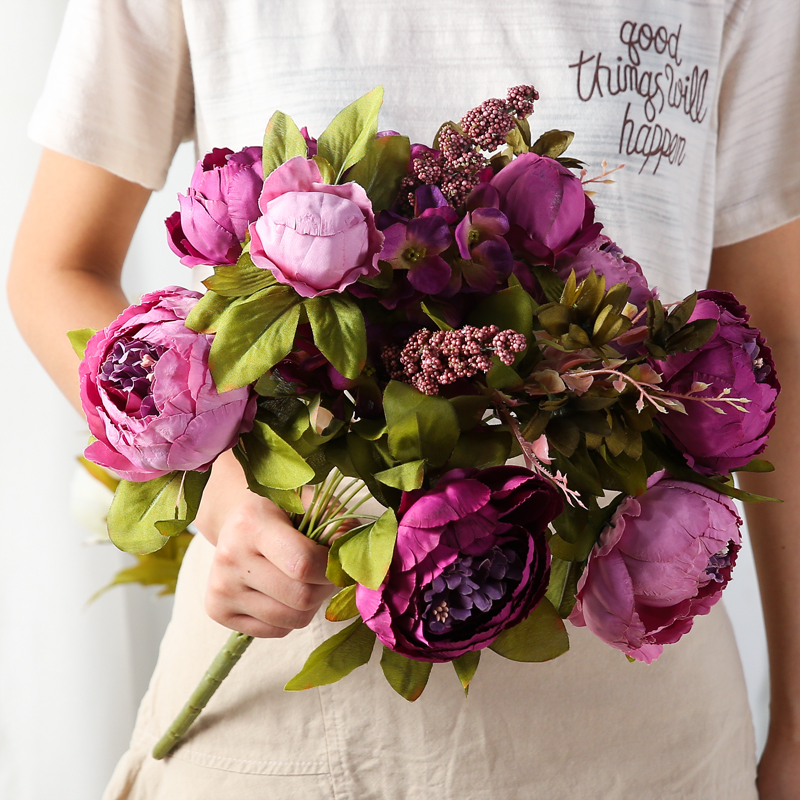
[356,466,562,662]
[490,153,601,263]
[656,290,780,475]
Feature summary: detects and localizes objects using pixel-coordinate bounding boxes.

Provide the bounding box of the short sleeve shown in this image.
[28,0,195,190]
[714,0,800,247]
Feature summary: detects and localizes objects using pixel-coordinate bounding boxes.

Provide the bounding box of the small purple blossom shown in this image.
[380,216,453,294]
[383,325,526,395]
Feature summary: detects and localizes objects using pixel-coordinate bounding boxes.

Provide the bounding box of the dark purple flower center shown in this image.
[705,542,734,584]
[99,338,167,418]
[420,545,522,636]
[742,340,772,384]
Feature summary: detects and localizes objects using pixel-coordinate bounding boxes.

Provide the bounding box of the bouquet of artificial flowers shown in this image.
[69,85,779,758]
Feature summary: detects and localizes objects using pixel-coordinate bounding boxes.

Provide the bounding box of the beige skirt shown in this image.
[104,533,758,800]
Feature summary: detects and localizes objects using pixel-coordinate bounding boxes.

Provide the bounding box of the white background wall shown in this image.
[0,2,770,798]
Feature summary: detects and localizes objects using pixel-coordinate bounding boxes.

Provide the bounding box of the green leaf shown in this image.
[185,290,235,334]
[317,86,384,182]
[346,433,397,508]
[262,110,308,179]
[643,430,781,503]
[304,294,367,380]
[486,357,523,391]
[209,284,302,391]
[346,134,411,213]
[384,381,460,467]
[379,648,432,702]
[67,328,97,360]
[530,264,566,304]
[239,421,315,490]
[285,619,375,691]
[420,301,455,332]
[732,458,775,474]
[452,651,480,696]
[545,557,584,618]
[338,508,398,590]
[202,254,278,297]
[468,284,534,346]
[374,459,426,491]
[449,395,492,431]
[446,429,512,471]
[531,129,575,158]
[488,598,569,662]
[90,531,194,601]
[107,470,210,554]
[325,584,360,622]
[326,527,361,587]
[312,155,336,184]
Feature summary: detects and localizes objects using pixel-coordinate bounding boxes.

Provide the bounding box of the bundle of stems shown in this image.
[152,470,372,759]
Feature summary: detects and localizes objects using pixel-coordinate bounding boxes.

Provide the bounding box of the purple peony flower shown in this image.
[356,466,562,662]
[570,473,742,664]
[249,157,384,297]
[166,146,263,267]
[656,290,780,475]
[557,234,656,311]
[80,287,256,481]
[490,152,601,263]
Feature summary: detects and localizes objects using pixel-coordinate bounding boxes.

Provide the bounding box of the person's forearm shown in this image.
[8,265,128,414]
[739,334,800,738]
[7,150,151,414]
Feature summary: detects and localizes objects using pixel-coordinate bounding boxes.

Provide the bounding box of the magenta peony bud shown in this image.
[80,287,256,481]
[356,466,562,662]
[656,290,780,475]
[167,146,263,267]
[249,157,384,297]
[490,152,601,262]
[570,473,741,663]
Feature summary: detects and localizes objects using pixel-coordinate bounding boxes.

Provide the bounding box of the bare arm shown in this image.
[708,217,800,800]
[8,149,331,638]
[7,149,151,412]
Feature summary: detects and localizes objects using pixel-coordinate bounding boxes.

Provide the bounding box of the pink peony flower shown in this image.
[80,287,257,481]
[356,466,561,662]
[570,473,741,663]
[249,157,383,297]
[166,146,264,267]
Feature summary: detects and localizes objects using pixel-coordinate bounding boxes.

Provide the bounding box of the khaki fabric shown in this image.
[104,534,758,800]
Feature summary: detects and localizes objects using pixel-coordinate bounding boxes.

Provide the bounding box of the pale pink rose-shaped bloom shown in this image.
[570,473,741,663]
[80,287,256,481]
[249,156,383,297]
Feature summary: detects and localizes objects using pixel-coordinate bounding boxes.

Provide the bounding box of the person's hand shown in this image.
[195,450,335,638]
[757,727,800,799]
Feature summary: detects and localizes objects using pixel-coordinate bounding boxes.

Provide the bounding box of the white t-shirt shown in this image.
[28,2,800,798]
[30,0,800,306]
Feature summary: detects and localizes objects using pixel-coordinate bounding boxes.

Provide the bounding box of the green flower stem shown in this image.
[152,631,254,759]
[151,469,367,759]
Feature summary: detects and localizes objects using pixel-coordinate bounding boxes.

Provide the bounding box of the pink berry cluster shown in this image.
[383,325,527,395]
[460,84,539,151]
[397,85,538,211]
[401,126,489,209]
